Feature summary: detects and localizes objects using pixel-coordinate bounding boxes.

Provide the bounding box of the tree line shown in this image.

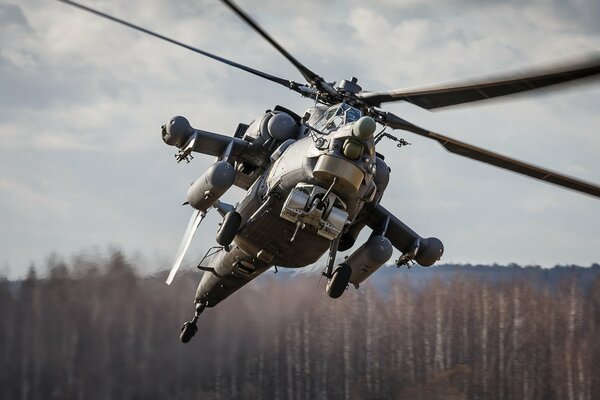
[1,250,599,400]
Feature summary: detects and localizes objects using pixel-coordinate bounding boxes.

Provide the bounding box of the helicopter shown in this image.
[57,0,600,343]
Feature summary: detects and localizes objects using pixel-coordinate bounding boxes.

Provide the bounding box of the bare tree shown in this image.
[2,254,599,400]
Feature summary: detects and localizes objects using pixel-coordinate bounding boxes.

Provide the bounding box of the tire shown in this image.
[326,263,352,299]
[216,211,242,246]
[180,322,198,343]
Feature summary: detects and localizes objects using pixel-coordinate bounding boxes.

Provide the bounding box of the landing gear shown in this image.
[179,302,206,343]
[326,263,352,298]
[180,321,198,343]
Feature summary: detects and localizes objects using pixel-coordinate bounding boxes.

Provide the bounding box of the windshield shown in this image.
[313,104,363,134]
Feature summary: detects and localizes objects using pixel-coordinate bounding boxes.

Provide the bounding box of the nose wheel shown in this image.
[326,263,352,298]
[179,303,206,343]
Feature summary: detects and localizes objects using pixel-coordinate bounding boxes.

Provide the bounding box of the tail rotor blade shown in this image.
[166,210,206,285]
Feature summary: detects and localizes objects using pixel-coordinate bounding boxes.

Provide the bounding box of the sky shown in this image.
[1,0,599,278]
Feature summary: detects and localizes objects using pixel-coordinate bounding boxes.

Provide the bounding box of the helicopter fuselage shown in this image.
[162,104,443,308]
[235,129,378,266]
[194,110,383,305]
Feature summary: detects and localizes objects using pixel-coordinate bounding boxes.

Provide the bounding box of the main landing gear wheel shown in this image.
[326,263,352,299]
[180,321,198,343]
[216,211,242,247]
[179,303,206,343]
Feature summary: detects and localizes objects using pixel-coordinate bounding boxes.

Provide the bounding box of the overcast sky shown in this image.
[1,0,599,278]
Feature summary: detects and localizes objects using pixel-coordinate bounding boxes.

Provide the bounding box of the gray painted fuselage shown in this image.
[195,125,377,307]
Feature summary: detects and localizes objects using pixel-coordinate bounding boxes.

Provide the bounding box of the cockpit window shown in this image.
[312,103,363,134]
[344,107,362,124]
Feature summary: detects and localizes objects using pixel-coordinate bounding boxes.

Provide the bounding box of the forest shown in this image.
[1,251,599,400]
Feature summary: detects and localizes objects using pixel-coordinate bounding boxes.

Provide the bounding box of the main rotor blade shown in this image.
[166,210,206,285]
[56,0,305,93]
[379,112,600,198]
[359,56,600,109]
[220,0,337,96]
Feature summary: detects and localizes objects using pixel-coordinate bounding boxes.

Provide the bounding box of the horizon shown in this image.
[3,246,599,282]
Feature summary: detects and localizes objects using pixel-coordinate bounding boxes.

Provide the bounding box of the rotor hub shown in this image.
[336,77,362,94]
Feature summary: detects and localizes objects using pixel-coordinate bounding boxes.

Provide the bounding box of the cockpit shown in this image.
[312,103,363,134]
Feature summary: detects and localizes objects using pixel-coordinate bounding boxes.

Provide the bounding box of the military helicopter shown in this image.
[58,0,600,343]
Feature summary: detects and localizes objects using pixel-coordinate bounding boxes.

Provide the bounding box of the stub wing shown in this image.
[162,116,250,163]
[363,204,444,267]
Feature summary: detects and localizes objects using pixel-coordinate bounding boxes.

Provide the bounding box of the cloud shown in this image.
[0,3,29,27]
[1,0,599,278]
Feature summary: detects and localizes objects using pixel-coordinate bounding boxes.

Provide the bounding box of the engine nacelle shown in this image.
[346,235,393,285]
[373,156,390,204]
[267,112,297,141]
[162,116,193,148]
[241,110,299,147]
[415,237,444,267]
[186,161,235,212]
